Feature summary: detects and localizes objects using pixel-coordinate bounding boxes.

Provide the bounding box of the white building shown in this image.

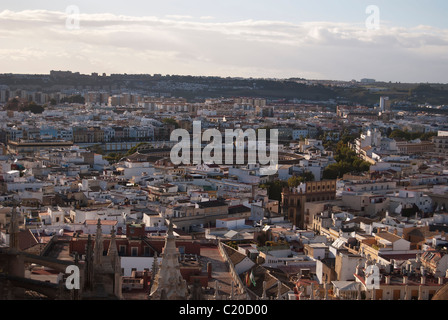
[121,256,162,277]
[83,219,118,235]
[116,160,155,180]
[216,217,247,229]
[142,213,165,230]
[38,207,67,226]
[389,189,433,214]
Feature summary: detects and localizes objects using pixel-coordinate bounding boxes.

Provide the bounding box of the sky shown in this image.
[0,0,447,83]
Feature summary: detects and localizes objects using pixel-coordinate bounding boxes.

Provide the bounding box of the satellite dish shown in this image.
[58,229,64,236]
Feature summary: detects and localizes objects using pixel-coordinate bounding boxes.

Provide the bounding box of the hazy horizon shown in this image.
[1,1,447,83]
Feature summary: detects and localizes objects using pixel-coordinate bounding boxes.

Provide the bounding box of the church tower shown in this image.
[8,206,20,251]
[94,218,104,266]
[107,226,120,271]
[82,220,122,299]
[149,221,188,300]
[107,226,122,299]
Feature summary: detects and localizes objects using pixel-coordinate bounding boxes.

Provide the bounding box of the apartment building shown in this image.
[281,180,337,229]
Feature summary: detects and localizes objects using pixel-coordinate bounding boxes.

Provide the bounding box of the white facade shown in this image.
[216,217,246,229]
[118,161,155,179]
[121,256,162,277]
[389,190,433,214]
[337,252,364,281]
[142,213,165,229]
[70,207,131,226]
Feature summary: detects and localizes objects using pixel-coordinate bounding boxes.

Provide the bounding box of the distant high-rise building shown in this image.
[379,96,390,112]
[360,78,376,84]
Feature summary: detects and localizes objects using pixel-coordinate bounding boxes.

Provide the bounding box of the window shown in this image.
[131,247,138,256]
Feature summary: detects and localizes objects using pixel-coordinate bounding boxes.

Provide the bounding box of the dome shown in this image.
[432,283,448,300]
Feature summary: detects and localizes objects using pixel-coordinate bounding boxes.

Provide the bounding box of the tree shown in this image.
[89,144,104,155]
[288,176,304,188]
[260,180,288,201]
[125,142,149,156]
[22,101,44,114]
[104,152,123,164]
[301,171,315,182]
[61,95,85,104]
[288,171,315,187]
[389,129,437,141]
[323,141,371,179]
[162,118,179,129]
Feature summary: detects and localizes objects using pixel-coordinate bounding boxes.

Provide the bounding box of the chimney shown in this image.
[403,276,408,284]
[385,275,391,285]
[439,277,444,285]
[421,276,426,285]
[207,262,212,280]
[356,264,362,276]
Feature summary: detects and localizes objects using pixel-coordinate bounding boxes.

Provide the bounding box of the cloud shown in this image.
[0,9,447,82]
[165,14,193,20]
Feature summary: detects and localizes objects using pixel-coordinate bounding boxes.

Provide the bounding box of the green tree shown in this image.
[104,152,123,164]
[125,142,149,156]
[162,118,179,129]
[89,144,104,155]
[260,180,288,201]
[323,141,371,179]
[288,176,304,188]
[61,95,85,104]
[22,101,45,114]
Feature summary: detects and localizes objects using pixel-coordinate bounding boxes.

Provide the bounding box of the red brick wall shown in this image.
[69,238,201,256]
[180,267,201,283]
[190,275,209,288]
[126,224,146,238]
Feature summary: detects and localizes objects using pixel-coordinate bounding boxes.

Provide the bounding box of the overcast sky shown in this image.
[0,1,447,83]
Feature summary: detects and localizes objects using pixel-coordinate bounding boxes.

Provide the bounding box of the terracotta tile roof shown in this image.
[379,253,417,262]
[85,219,118,226]
[375,231,402,243]
[18,229,39,251]
[245,265,287,298]
[222,244,248,266]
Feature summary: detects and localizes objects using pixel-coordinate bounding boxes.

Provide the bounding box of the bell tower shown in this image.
[149,221,188,300]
